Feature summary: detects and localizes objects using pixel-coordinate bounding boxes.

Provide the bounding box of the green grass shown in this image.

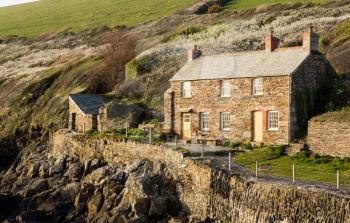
[235,146,350,187]
[320,19,350,50]
[224,0,329,11]
[0,0,197,37]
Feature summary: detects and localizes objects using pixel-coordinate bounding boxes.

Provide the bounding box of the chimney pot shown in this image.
[303,25,319,53]
[188,45,202,61]
[265,28,279,52]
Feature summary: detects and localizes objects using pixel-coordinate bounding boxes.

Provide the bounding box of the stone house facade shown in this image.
[164,26,335,144]
[68,94,106,132]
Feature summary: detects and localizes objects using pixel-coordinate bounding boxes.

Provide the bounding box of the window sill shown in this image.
[182,97,192,99]
[268,129,279,132]
[220,96,231,98]
[221,129,231,132]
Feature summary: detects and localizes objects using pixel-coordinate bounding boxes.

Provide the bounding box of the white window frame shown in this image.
[220,112,231,131]
[253,78,263,96]
[268,111,279,131]
[200,113,209,131]
[182,81,191,98]
[220,80,231,97]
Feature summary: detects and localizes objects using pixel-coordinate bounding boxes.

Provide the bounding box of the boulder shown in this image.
[110,170,127,184]
[87,192,104,221]
[39,162,49,178]
[28,162,41,178]
[148,197,167,218]
[125,160,145,173]
[23,179,49,198]
[65,162,83,181]
[134,197,150,216]
[49,155,67,176]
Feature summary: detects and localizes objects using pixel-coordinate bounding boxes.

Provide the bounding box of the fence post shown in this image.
[201,135,204,158]
[125,123,128,138]
[292,163,295,183]
[228,153,231,171]
[255,161,258,179]
[149,128,152,144]
[337,170,340,190]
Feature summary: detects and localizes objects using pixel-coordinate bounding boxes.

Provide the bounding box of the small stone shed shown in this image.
[68,94,106,132]
[308,110,350,157]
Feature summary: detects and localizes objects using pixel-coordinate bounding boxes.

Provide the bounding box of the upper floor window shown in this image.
[268,111,279,131]
[182,82,191,98]
[220,80,230,97]
[253,78,263,95]
[220,112,231,131]
[200,113,209,131]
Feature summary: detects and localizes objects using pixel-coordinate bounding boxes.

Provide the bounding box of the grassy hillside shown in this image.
[224,0,329,10]
[0,0,196,37]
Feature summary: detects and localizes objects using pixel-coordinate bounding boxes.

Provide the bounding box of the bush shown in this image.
[241,142,253,150]
[128,128,146,137]
[207,4,223,14]
[112,128,126,135]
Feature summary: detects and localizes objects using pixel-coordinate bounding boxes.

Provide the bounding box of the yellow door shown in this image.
[182,113,191,139]
[253,111,263,142]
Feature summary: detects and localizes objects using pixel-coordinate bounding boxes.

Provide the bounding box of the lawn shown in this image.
[235,145,350,188]
[0,0,197,37]
[224,0,330,11]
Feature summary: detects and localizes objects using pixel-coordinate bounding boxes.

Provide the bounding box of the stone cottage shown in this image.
[164,26,335,144]
[68,94,106,132]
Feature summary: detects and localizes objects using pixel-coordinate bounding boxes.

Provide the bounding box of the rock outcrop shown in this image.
[0,146,185,223]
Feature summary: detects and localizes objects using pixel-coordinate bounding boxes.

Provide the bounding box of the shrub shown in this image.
[112,128,126,135]
[207,4,223,14]
[294,148,312,161]
[241,142,253,150]
[128,128,146,136]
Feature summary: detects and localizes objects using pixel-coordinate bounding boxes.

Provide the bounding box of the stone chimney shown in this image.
[188,45,202,61]
[303,25,319,52]
[265,29,279,52]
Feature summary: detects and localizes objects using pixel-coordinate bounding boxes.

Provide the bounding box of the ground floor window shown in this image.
[200,113,209,131]
[268,111,279,130]
[220,112,231,131]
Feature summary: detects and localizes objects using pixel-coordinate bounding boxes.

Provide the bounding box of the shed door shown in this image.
[182,113,191,139]
[71,113,76,131]
[92,114,98,130]
[253,111,263,142]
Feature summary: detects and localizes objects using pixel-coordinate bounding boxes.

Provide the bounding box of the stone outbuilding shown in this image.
[164,26,335,145]
[68,94,106,132]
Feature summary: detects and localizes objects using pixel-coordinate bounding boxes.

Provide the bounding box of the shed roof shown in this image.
[69,94,105,115]
[170,47,310,81]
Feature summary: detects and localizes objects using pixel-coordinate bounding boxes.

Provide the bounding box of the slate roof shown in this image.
[170,47,310,81]
[69,94,105,115]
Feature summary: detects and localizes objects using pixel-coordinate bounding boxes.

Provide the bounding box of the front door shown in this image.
[253,111,263,142]
[182,113,191,139]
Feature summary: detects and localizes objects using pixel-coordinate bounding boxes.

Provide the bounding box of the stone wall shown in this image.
[50,131,350,222]
[165,76,290,144]
[308,119,350,157]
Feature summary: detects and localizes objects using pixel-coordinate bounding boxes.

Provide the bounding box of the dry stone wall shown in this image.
[308,120,350,157]
[50,130,350,222]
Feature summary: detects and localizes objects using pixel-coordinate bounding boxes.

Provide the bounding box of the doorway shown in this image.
[182,113,191,139]
[253,111,263,142]
[71,113,76,131]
